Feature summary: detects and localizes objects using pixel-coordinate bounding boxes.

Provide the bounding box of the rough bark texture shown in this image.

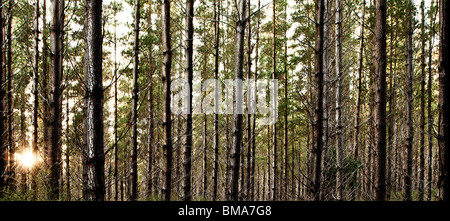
[335,0,343,201]
[182,0,194,202]
[313,0,325,201]
[228,0,246,201]
[0,5,5,195]
[271,0,277,201]
[212,0,220,201]
[404,0,414,201]
[83,0,105,201]
[161,0,173,201]
[374,0,387,201]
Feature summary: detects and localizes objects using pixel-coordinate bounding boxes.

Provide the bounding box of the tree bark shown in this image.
[228,0,247,201]
[0,4,5,196]
[161,0,173,201]
[83,0,105,201]
[374,0,387,201]
[419,0,426,201]
[404,0,414,201]
[182,0,194,202]
[335,0,343,201]
[313,0,325,201]
[271,0,278,201]
[212,0,220,201]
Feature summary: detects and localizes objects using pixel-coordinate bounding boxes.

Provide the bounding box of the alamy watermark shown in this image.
[171,78,278,125]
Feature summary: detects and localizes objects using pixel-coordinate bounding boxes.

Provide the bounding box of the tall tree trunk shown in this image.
[83,0,105,201]
[404,0,414,201]
[374,0,387,201]
[271,0,277,201]
[0,4,5,196]
[419,0,426,202]
[31,0,40,200]
[129,0,140,201]
[212,0,220,201]
[439,0,450,201]
[161,0,173,201]
[228,0,247,201]
[245,0,252,201]
[335,0,344,201]
[353,0,365,201]
[182,0,194,202]
[113,1,119,201]
[427,0,435,201]
[313,0,325,201]
[48,0,64,200]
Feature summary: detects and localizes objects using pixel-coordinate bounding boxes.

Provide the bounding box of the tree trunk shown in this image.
[313,0,325,201]
[245,0,252,201]
[374,0,387,201]
[419,0,426,201]
[182,0,194,202]
[129,0,140,201]
[0,5,5,196]
[83,0,105,201]
[271,0,277,201]
[146,1,154,200]
[212,0,220,201]
[353,0,365,201]
[404,0,414,201]
[427,0,435,201]
[161,0,173,201]
[113,1,119,201]
[227,0,246,201]
[335,0,344,201]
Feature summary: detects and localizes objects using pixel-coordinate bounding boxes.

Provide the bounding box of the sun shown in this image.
[16,149,37,169]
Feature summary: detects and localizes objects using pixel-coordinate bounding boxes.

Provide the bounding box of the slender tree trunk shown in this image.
[404,0,414,201]
[161,0,173,201]
[83,0,105,201]
[271,0,277,201]
[129,0,140,201]
[427,0,435,201]
[212,0,220,201]
[31,0,40,200]
[374,0,387,201]
[182,0,194,202]
[113,1,119,201]
[245,0,252,201]
[0,5,5,196]
[439,0,450,201]
[313,0,325,201]
[335,0,344,201]
[353,0,365,201]
[419,0,426,202]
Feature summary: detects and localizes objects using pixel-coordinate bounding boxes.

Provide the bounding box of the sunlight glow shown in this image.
[15,149,37,169]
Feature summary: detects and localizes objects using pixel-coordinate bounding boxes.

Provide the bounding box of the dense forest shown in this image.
[0,0,449,202]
